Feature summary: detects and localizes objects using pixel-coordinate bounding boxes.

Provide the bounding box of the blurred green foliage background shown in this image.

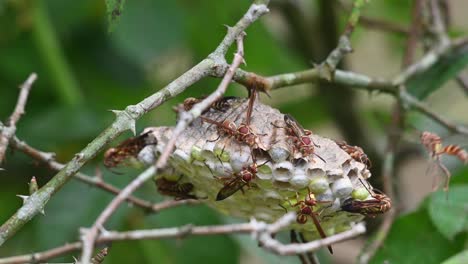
[0,0,467,263]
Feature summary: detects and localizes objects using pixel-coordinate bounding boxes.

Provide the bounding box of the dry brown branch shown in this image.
[0,73,37,164]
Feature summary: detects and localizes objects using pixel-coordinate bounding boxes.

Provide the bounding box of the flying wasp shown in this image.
[420,131,468,192]
[341,179,391,217]
[104,132,157,168]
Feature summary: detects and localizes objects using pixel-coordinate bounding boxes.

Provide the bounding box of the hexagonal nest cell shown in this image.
[134,96,381,238]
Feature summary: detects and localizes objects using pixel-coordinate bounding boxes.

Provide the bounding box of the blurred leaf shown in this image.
[107,209,176,264]
[106,0,126,32]
[441,250,468,264]
[110,0,184,69]
[450,167,468,186]
[144,205,240,264]
[182,0,303,73]
[373,0,411,24]
[428,186,468,240]
[231,232,306,264]
[138,239,174,264]
[35,176,131,252]
[407,44,468,100]
[18,105,108,151]
[45,0,98,36]
[371,208,465,264]
[277,95,328,127]
[31,0,83,106]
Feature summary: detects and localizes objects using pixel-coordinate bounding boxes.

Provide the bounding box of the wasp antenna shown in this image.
[314,153,326,163]
[358,178,374,196]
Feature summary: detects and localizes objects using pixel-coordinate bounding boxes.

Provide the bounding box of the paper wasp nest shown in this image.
[138,97,372,238]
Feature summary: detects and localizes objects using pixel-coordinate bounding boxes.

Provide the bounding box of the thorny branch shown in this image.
[0,121,201,212]
[0,213,365,264]
[80,7,260,263]
[0,0,269,247]
[0,73,37,165]
[1,0,468,262]
[231,38,468,136]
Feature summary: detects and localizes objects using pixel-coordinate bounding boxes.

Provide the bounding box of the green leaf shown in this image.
[450,167,468,186]
[371,209,465,264]
[441,250,468,264]
[427,185,468,240]
[407,45,468,99]
[144,205,240,264]
[109,0,184,68]
[106,0,126,32]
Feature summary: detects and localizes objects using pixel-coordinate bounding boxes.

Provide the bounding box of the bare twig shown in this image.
[0,1,269,246]
[337,0,409,36]
[358,1,424,262]
[79,4,268,262]
[157,34,246,169]
[259,224,366,256]
[0,242,82,264]
[359,16,409,35]
[319,0,367,78]
[0,121,200,212]
[401,91,468,135]
[429,0,450,47]
[455,73,468,95]
[232,68,396,94]
[0,213,365,264]
[0,73,37,164]
[402,0,423,67]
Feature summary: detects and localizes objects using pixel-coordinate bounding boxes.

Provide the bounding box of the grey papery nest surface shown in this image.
[138,97,371,238]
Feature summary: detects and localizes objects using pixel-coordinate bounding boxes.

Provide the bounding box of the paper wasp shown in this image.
[280,114,324,162]
[336,141,372,168]
[176,96,239,113]
[201,117,259,148]
[104,132,157,168]
[341,179,391,217]
[215,155,269,201]
[155,176,197,200]
[420,131,467,192]
[289,189,333,254]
